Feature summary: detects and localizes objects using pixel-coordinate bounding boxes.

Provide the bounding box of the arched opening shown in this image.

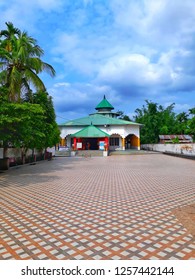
[57,134,72,150]
[125,134,140,150]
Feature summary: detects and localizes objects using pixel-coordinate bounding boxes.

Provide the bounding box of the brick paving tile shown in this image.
[0,154,195,259]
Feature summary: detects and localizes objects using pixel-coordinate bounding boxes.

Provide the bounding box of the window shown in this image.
[109,137,119,146]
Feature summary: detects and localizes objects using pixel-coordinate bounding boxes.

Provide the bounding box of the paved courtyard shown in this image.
[0,154,195,260]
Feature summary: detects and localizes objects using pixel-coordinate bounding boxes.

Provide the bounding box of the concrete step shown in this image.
[55,150,70,157]
[76,150,103,157]
[109,150,153,156]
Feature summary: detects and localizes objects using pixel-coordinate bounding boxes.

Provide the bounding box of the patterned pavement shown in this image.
[0,154,195,260]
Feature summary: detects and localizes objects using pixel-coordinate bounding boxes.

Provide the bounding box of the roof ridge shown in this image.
[59,113,142,126]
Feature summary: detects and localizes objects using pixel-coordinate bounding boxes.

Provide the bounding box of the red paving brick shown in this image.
[0,154,195,259]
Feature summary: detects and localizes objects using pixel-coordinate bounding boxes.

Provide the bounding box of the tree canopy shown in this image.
[117,110,132,121]
[0,22,60,158]
[0,22,55,102]
[134,100,195,144]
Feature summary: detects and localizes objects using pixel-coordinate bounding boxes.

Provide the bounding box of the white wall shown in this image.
[60,126,84,138]
[141,143,195,156]
[0,148,43,159]
[0,148,3,159]
[60,124,141,150]
[102,124,140,138]
[60,124,140,139]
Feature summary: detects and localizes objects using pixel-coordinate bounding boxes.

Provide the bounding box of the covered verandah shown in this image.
[59,132,140,151]
[71,125,110,151]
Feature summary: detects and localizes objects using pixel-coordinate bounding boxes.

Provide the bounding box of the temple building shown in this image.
[59,96,142,151]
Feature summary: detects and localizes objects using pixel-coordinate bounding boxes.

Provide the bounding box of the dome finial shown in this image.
[95,95,114,111]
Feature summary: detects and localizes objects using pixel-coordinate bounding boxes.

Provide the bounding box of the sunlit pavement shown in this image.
[0,154,195,259]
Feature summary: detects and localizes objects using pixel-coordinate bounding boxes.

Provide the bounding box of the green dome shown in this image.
[95,95,114,110]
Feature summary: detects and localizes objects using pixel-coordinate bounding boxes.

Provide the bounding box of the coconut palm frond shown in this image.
[41,62,56,77]
[0,22,55,102]
[24,68,46,91]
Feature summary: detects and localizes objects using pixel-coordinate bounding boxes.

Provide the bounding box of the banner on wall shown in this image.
[99,141,105,150]
[77,143,82,149]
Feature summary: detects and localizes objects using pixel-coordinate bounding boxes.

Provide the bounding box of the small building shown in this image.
[159,135,193,144]
[59,96,142,151]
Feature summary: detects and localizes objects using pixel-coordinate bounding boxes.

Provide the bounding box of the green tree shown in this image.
[0,91,60,161]
[117,110,132,121]
[0,94,45,160]
[0,22,55,102]
[134,101,160,143]
[187,108,195,140]
[175,112,189,134]
[158,103,176,134]
[134,100,177,144]
[0,21,20,52]
[0,23,59,165]
[33,91,60,150]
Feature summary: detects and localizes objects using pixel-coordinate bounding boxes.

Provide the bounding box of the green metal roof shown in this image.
[71,125,110,138]
[95,95,114,110]
[59,113,142,126]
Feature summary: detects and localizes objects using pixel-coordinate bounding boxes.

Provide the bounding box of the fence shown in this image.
[141,143,195,157]
[0,148,53,170]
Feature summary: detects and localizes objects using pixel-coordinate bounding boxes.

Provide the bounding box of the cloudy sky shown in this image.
[1,0,195,123]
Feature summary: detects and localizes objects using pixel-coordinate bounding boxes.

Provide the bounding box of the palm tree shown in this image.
[0,22,55,102]
[0,22,20,51]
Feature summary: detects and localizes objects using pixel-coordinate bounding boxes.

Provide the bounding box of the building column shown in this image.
[137,137,140,150]
[105,137,109,151]
[122,137,125,150]
[73,138,77,150]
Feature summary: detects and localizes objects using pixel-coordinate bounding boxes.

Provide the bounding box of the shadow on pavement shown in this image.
[0,157,85,186]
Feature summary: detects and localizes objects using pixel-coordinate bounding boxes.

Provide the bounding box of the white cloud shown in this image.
[109,0,144,29]
[52,31,121,76]
[110,0,195,47]
[1,0,64,12]
[49,82,115,121]
[97,53,173,91]
[1,0,195,119]
[174,103,191,112]
[34,0,64,11]
[54,33,79,54]
[0,0,64,32]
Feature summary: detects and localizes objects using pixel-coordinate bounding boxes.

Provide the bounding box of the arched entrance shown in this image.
[125,134,140,150]
[71,125,110,151]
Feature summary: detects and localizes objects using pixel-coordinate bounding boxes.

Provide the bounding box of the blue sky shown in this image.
[1,0,195,123]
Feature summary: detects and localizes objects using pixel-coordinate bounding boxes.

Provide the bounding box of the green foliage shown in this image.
[0,23,59,157]
[134,101,172,143]
[0,22,55,102]
[0,91,60,151]
[174,112,189,134]
[117,110,131,121]
[134,100,194,144]
[0,96,45,150]
[33,91,60,148]
[187,108,195,140]
[172,137,179,144]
